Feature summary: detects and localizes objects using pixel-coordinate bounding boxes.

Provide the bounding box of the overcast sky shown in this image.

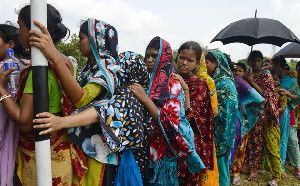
[1,0,299,61]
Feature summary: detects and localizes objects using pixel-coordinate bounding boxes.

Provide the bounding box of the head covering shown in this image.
[95,51,149,152]
[208,49,234,82]
[146,36,173,100]
[118,51,148,87]
[196,52,218,115]
[86,18,119,99]
[67,18,120,165]
[208,49,238,157]
[145,37,205,185]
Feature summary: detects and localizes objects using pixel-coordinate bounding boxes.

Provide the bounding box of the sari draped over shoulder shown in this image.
[196,52,218,116]
[280,75,300,125]
[147,37,204,186]
[94,51,151,184]
[279,75,300,172]
[234,76,264,137]
[254,70,279,125]
[231,76,264,173]
[209,50,238,157]
[192,53,219,186]
[184,77,218,185]
[184,77,214,170]
[248,69,281,179]
[67,18,120,165]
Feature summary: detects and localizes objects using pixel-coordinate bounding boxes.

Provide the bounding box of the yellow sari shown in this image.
[196,52,219,186]
[196,52,218,116]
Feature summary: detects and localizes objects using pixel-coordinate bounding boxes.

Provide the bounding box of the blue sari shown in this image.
[280,75,300,171]
[209,50,238,157]
[208,50,238,186]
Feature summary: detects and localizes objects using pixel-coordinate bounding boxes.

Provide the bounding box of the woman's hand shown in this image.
[129,83,149,103]
[172,73,189,92]
[278,88,290,96]
[244,67,254,83]
[129,83,159,119]
[278,108,284,116]
[33,112,65,135]
[0,67,14,88]
[29,20,60,62]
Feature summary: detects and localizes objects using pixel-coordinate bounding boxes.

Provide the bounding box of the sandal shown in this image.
[232,175,241,185]
[267,180,278,186]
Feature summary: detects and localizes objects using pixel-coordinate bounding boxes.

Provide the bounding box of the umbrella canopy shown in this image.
[211,18,300,47]
[273,42,300,58]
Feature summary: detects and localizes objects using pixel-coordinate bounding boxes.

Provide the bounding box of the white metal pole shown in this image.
[31,0,52,185]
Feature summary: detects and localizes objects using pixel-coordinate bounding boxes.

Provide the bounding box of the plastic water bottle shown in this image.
[2,48,20,95]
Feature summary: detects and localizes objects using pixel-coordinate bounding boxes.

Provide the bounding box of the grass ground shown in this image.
[237,165,300,186]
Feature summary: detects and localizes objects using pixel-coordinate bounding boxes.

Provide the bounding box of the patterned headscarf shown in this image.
[208,49,234,83]
[146,36,173,100]
[118,51,149,87]
[68,18,120,165]
[146,37,205,179]
[96,51,149,152]
[196,52,219,115]
[208,49,238,157]
[86,18,119,99]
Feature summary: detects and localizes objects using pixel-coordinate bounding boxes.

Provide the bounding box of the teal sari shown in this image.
[208,50,238,186]
[209,50,238,157]
[280,75,300,170]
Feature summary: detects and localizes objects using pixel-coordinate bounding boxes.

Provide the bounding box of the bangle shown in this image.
[185,107,194,119]
[0,94,12,102]
[185,107,192,115]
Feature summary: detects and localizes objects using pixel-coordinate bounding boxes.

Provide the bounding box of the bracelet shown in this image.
[185,107,193,116]
[0,94,12,102]
[185,108,194,120]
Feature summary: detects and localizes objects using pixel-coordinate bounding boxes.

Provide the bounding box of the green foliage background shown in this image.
[57,34,86,69]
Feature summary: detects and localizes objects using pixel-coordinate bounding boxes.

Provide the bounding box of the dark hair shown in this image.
[236,62,247,72]
[0,23,29,59]
[177,41,202,62]
[272,56,290,70]
[271,69,282,79]
[18,4,69,43]
[80,20,88,36]
[205,52,217,64]
[247,50,263,63]
[229,62,235,71]
[146,36,161,51]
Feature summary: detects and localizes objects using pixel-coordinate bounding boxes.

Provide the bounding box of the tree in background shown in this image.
[57,34,86,69]
[288,59,298,72]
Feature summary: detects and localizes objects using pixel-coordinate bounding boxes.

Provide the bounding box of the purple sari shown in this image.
[0,106,19,186]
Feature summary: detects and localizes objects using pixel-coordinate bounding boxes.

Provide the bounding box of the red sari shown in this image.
[182,76,215,185]
[185,76,214,170]
[248,70,279,169]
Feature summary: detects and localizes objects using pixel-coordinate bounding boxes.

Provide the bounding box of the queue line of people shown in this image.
[0,3,300,186]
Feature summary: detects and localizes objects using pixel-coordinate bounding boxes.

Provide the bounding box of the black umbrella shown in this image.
[211,17,300,47]
[273,42,300,58]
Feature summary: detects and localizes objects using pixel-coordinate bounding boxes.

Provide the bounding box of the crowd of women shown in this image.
[0,3,300,186]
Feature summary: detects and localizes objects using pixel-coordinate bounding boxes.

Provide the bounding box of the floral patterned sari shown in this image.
[147,37,204,186]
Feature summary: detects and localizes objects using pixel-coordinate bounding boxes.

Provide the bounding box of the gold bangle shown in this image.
[0,94,12,102]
